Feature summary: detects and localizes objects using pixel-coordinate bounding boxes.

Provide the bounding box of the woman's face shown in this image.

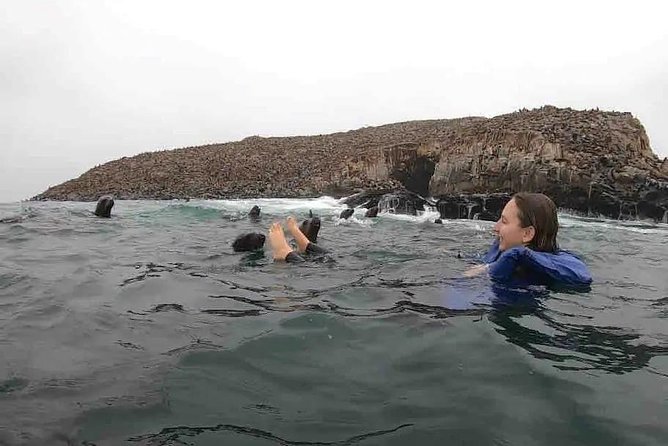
[493,199,535,251]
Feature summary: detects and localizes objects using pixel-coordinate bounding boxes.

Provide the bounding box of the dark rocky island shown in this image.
[33,106,668,222]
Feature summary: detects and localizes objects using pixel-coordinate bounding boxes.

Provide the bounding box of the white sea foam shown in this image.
[197,196,343,215]
[559,214,667,234]
[376,208,441,223]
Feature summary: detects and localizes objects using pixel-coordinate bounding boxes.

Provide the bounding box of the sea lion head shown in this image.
[248,205,261,221]
[232,232,266,252]
[339,208,354,220]
[94,195,114,218]
[299,216,321,243]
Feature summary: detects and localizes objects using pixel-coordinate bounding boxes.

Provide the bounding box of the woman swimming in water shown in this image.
[465,192,592,288]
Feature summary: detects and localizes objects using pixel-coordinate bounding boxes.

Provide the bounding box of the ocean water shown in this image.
[0,198,667,446]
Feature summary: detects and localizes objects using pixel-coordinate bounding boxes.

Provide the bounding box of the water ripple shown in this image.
[126,422,413,445]
[1,199,667,445]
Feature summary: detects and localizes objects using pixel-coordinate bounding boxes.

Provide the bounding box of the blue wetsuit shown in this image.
[441,240,591,310]
[482,239,592,288]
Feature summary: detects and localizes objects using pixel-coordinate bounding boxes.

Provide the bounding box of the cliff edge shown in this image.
[33,106,668,221]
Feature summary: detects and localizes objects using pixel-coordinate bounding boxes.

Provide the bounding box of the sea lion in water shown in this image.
[248,205,261,221]
[232,232,266,252]
[299,214,321,243]
[339,208,354,220]
[365,206,379,218]
[94,195,114,218]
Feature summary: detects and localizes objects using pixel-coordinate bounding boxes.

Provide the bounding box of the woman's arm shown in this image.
[462,239,500,277]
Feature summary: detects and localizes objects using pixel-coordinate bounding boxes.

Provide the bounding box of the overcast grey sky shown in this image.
[1,0,667,203]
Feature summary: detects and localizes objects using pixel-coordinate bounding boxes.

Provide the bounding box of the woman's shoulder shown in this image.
[524,247,592,286]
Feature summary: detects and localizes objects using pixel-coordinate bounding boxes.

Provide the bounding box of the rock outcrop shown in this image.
[33,106,668,221]
[435,194,511,221]
[342,189,434,217]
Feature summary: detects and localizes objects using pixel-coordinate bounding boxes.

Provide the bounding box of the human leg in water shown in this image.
[287,216,329,254]
[286,216,311,252]
[268,221,304,263]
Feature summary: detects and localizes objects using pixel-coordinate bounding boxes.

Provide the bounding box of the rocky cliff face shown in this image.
[422,107,667,220]
[33,106,668,221]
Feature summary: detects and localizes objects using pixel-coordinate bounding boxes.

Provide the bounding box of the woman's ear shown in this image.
[522,226,536,245]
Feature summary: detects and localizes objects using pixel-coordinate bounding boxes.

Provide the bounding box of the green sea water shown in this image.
[0,198,667,445]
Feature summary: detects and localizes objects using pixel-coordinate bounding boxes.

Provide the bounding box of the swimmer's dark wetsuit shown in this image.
[284,242,329,263]
[482,239,592,288]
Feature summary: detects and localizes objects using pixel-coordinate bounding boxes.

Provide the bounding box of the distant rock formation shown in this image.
[32,106,668,221]
[435,194,510,221]
[341,189,509,222]
[342,189,433,217]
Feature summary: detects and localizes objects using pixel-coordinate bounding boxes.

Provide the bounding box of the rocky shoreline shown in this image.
[33,106,668,221]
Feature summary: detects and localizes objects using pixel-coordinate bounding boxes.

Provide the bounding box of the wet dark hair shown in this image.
[512,192,559,252]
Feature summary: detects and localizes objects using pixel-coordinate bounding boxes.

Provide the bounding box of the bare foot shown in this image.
[268,222,293,261]
[286,216,310,253]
